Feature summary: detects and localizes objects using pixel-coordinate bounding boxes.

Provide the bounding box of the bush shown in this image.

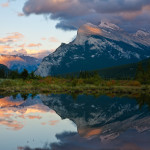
[1,80,14,87]
[127,81,141,86]
[71,79,78,86]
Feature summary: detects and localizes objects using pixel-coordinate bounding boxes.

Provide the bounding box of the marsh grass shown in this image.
[0,77,149,96]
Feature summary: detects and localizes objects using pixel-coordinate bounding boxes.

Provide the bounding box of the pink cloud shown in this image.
[41,37,47,40]
[18,44,26,48]
[27,115,42,120]
[27,49,52,58]
[49,120,59,126]
[0,32,24,44]
[49,37,60,43]
[120,5,150,20]
[0,120,24,131]
[1,2,9,8]
[27,43,42,47]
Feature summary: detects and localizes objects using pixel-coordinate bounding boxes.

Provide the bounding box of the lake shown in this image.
[0,93,150,150]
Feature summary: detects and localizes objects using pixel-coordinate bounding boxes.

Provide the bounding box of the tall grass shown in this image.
[0,77,149,95]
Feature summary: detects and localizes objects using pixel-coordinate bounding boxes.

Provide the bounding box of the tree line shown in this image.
[0,61,149,83]
[0,69,37,80]
[135,62,150,84]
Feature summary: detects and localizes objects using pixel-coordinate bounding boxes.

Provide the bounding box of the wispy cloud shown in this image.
[1,2,9,8]
[0,32,24,44]
[27,43,42,47]
[0,32,52,58]
[49,37,60,43]
[41,37,46,40]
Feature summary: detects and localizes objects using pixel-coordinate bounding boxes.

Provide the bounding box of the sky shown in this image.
[0,0,150,58]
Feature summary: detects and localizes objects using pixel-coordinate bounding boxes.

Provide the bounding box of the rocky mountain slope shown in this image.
[41,94,150,142]
[35,21,150,77]
[66,57,150,79]
[0,55,41,73]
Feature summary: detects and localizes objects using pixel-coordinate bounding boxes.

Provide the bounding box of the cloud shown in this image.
[49,37,60,43]
[0,32,24,44]
[0,95,52,131]
[22,49,52,58]
[49,120,59,126]
[1,2,9,8]
[22,0,150,31]
[20,130,150,150]
[0,32,52,58]
[119,5,150,20]
[18,44,26,48]
[15,49,52,58]
[0,45,12,50]
[17,49,28,55]
[0,97,24,107]
[41,37,47,40]
[0,46,51,59]
[27,115,42,119]
[27,43,42,47]
[17,12,25,17]
[0,119,24,130]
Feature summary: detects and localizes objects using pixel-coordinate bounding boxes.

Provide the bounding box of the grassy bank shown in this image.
[0,77,149,96]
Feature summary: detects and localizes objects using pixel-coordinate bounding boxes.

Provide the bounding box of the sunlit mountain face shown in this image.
[0,94,150,150]
[35,21,150,77]
[0,55,24,67]
[0,55,41,73]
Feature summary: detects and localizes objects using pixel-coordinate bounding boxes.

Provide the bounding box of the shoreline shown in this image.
[0,78,149,97]
[0,84,149,97]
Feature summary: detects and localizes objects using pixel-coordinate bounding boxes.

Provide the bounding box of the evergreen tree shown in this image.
[135,63,145,83]
[146,60,150,83]
[20,69,29,80]
[9,70,20,79]
[0,69,5,78]
[30,71,35,79]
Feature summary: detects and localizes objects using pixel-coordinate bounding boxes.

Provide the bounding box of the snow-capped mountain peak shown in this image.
[77,23,103,36]
[135,30,150,37]
[73,23,103,45]
[99,20,121,30]
[35,21,150,77]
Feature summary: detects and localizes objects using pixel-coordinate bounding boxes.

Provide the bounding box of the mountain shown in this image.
[41,94,150,142]
[0,55,42,73]
[65,57,150,79]
[35,21,150,77]
[98,57,150,79]
[0,64,10,78]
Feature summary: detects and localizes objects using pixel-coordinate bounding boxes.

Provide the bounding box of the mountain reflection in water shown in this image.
[0,94,150,150]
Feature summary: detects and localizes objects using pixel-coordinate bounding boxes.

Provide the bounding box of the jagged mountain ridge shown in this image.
[0,55,42,73]
[41,94,150,142]
[35,21,150,77]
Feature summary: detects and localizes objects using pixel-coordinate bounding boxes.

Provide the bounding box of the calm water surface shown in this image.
[0,94,150,150]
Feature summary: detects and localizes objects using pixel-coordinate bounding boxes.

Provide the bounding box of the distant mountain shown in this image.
[35,21,150,77]
[0,64,10,77]
[0,55,42,73]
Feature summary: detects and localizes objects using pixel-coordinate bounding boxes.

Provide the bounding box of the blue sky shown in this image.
[0,0,150,58]
[0,0,76,58]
